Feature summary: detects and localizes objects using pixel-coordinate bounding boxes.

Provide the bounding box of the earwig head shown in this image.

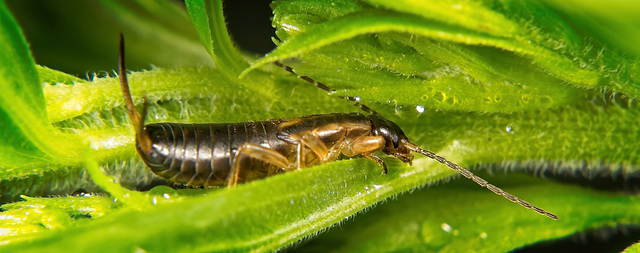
[368,114,413,163]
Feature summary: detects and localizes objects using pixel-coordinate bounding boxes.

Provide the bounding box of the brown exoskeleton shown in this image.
[118,35,558,220]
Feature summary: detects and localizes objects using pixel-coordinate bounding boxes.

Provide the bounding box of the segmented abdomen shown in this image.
[140,120,289,186]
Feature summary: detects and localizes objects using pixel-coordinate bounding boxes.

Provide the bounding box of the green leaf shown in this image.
[185,0,248,76]
[252,0,640,112]
[36,66,83,85]
[625,242,640,253]
[8,162,636,252]
[296,174,640,252]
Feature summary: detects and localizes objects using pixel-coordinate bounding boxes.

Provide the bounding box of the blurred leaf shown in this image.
[540,0,640,58]
[6,0,212,74]
[0,1,82,169]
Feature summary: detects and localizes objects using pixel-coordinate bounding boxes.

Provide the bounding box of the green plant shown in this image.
[0,0,639,252]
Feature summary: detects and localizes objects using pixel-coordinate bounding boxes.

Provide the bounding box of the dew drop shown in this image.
[162,193,170,199]
[415,105,425,113]
[505,125,513,133]
[441,223,452,233]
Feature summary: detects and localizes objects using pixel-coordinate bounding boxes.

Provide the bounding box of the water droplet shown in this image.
[505,125,513,133]
[441,223,452,233]
[422,223,451,249]
[444,97,454,105]
[152,197,157,205]
[538,96,551,104]
[480,232,488,239]
[162,193,170,199]
[415,105,425,113]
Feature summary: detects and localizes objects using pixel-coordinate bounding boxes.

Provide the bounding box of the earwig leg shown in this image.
[296,143,304,170]
[351,136,385,154]
[300,134,329,161]
[227,143,291,187]
[351,136,387,174]
[290,133,332,169]
[361,153,388,174]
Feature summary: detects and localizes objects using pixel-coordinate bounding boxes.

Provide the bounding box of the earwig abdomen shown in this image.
[139,121,290,186]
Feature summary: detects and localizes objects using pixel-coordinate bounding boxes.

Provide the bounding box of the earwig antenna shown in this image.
[119,34,152,153]
[274,61,380,116]
[403,140,558,220]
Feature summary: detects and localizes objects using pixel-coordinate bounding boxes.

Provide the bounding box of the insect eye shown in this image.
[392,136,400,149]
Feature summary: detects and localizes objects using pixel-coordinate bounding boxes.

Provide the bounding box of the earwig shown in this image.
[118,35,558,220]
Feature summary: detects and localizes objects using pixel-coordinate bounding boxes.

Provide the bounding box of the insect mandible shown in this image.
[118,35,558,220]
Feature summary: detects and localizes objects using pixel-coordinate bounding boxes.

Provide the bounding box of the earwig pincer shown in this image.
[118,35,558,220]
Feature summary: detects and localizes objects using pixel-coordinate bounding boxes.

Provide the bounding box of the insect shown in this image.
[118,35,558,220]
